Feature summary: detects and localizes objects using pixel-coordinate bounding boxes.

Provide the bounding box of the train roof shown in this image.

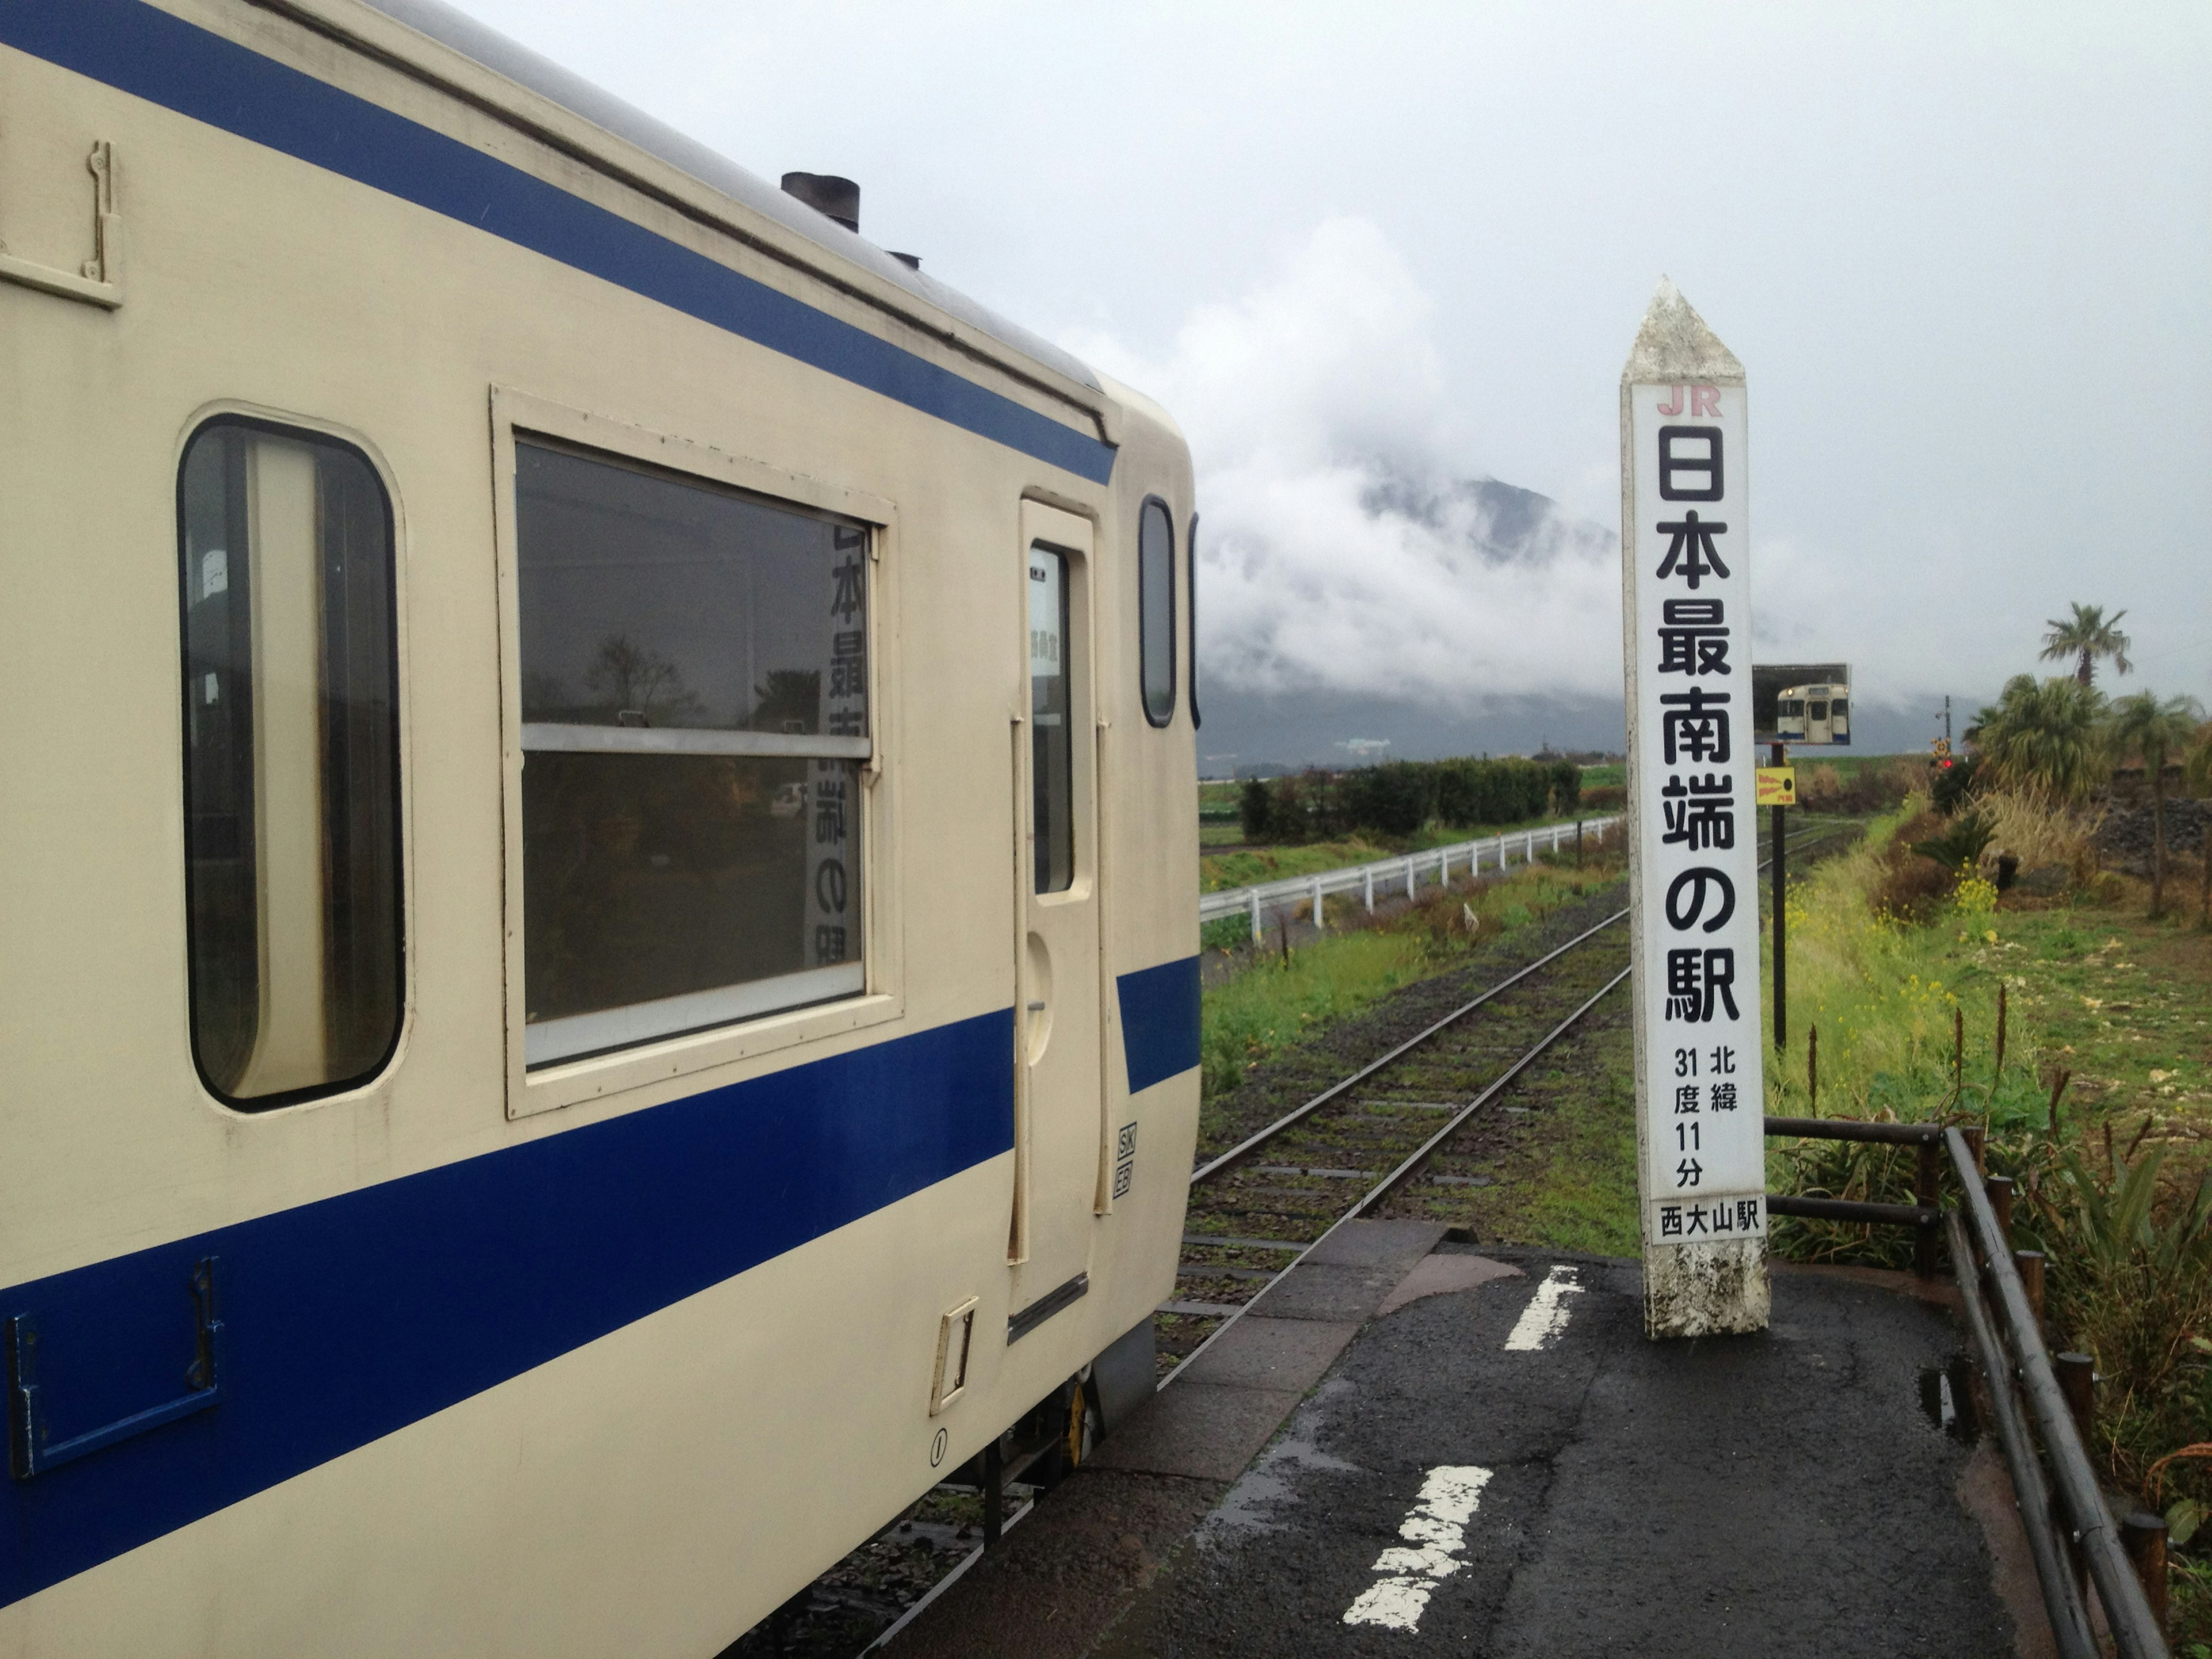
[356,0,1101,396]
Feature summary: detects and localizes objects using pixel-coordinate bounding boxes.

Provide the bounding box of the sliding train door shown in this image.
[1009,502,1102,1328]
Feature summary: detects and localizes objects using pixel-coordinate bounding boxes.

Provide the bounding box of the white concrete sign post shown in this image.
[1621,279,1769,1338]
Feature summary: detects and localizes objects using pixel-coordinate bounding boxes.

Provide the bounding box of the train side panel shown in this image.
[0,0,1196,1649]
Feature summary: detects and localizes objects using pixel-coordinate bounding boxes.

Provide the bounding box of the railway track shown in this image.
[1161,825,1853,1381]
[780,825,1858,1658]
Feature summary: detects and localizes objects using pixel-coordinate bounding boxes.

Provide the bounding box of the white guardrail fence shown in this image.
[1199,815,1625,942]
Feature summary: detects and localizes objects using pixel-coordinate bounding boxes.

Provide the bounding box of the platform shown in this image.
[885,1228,2043,1658]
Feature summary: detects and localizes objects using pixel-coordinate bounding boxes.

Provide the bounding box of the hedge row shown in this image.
[1238,757,1582,844]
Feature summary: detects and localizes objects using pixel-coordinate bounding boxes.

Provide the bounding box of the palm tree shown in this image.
[2039,602,2133,687]
[2105,692,2203,918]
[1967,675,2108,802]
[2186,718,2212,929]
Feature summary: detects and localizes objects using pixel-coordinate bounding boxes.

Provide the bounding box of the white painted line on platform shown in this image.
[1504,1264,1583,1351]
[1343,1464,1493,1631]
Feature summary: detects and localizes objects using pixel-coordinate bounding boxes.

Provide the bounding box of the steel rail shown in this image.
[1190,910,1628,1185]
[1162,966,1631,1390]
[1946,1127,2169,1659]
[1351,968,1631,1216]
[1192,825,1849,1187]
[1945,1211,2100,1659]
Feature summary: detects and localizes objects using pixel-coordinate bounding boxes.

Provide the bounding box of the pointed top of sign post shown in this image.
[1622,276,1744,387]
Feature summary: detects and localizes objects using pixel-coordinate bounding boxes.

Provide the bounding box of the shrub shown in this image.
[1238,778,1272,842]
[1549,759,1581,815]
[1931,752,1982,815]
[1974,786,2105,889]
[1968,673,2109,802]
[1870,811,1958,921]
[1580,783,1626,811]
[1340,760,1436,838]
[1909,809,1995,872]
[1241,755,1573,845]
[1796,757,1922,815]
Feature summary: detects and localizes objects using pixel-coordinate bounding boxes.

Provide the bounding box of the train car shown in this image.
[1775,682,1850,746]
[0,1,1199,1651]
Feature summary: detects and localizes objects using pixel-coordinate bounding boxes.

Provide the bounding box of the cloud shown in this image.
[1064,219,1623,709]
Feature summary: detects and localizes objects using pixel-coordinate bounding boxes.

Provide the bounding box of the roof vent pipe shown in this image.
[780,172,859,233]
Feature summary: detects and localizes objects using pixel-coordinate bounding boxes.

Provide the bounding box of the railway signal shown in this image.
[1620,279,1769,1339]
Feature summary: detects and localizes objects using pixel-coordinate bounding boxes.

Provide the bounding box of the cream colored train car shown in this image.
[0,0,1201,1650]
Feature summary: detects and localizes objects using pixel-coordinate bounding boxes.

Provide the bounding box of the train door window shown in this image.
[1138,498,1175,727]
[178,419,403,1107]
[1031,545,1075,893]
[1187,513,1200,729]
[514,440,869,1066]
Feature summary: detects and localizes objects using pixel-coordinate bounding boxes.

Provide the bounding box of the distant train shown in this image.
[0,0,1199,1651]
[1776,683,1851,747]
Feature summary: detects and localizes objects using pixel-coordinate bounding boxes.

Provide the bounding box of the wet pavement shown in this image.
[889,1234,2032,1658]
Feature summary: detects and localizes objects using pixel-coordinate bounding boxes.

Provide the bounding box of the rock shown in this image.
[2096,799,2208,878]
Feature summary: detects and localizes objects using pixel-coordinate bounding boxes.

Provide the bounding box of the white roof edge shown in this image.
[345,0,1103,396]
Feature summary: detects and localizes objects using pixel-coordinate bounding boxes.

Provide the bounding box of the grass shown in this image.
[1200,927,1455,1104]
[1759,792,2212,1645]
[1434,1051,1641,1255]
[1762,804,2212,1142]
[1199,852,1624,1106]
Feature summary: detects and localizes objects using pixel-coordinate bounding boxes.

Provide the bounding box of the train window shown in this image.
[514,441,868,1066]
[178,419,403,1106]
[1832,698,1850,717]
[1138,498,1175,727]
[1031,545,1075,893]
[1187,513,1200,729]
[1808,701,1829,721]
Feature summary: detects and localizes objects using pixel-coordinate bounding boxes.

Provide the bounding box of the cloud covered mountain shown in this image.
[1068,218,1626,719]
[1067,218,1948,768]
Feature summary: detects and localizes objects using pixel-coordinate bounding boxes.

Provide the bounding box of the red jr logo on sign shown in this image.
[1656,385,1722,416]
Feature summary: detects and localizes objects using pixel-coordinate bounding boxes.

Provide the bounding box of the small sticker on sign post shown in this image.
[1755,767,1796,808]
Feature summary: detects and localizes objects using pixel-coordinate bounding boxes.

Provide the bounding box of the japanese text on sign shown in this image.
[1630,381,1766,1240]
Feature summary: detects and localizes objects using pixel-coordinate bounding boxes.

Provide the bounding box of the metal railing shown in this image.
[1762,1115,2171,1658]
[1199,815,1624,940]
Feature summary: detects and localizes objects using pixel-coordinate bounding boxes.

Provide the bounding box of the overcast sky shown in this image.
[444,0,2212,729]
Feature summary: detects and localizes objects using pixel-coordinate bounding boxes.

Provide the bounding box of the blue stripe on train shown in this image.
[0,1011,1013,1611]
[0,0,1116,486]
[1117,956,1200,1095]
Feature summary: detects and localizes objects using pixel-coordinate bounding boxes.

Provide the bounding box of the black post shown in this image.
[1914,1140,1941,1279]
[982,1437,1003,1548]
[1771,741,1787,1051]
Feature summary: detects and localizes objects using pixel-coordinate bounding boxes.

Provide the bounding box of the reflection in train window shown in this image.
[514,440,868,1066]
[1031,544,1074,893]
[179,419,403,1107]
[1139,499,1175,727]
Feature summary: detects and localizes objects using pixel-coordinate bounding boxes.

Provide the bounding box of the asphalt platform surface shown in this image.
[893,1229,2029,1658]
[1095,1245,2016,1657]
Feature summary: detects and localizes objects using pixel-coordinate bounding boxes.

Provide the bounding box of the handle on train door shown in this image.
[5,1256,225,1479]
